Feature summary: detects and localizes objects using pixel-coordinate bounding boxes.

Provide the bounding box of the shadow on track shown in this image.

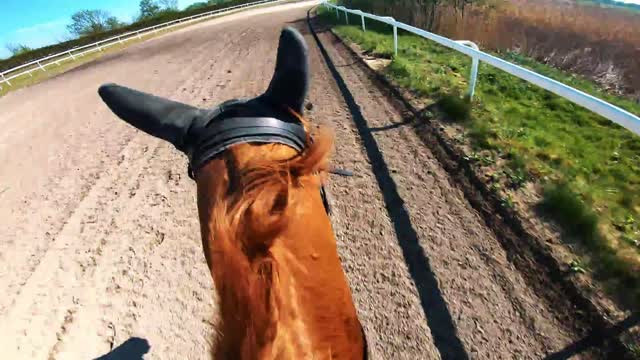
[305,8,469,360]
[544,313,640,360]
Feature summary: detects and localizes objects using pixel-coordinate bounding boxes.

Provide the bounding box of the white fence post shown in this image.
[381,15,398,56]
[37,61,46,72]
[67,50,76,60]
[344,10,349,24]
[456,41,480,99]
[361,14,366,32]
[1,73,11,86]
[393,25,398,56]
[468,57,479,99]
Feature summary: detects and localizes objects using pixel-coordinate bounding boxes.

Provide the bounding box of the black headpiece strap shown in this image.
[187,116,307,179]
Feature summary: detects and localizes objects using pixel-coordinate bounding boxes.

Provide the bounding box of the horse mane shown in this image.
[206,112,334,359]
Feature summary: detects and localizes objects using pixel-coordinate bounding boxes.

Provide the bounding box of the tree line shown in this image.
[4,0,231,57]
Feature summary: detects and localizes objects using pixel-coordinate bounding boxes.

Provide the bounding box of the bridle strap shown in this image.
[188,116,307,179]
[186,115,332,214]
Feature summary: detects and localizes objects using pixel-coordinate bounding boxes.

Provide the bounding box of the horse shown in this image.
[98,27,367,359]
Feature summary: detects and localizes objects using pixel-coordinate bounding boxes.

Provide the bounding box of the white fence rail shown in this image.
[0,0,284,87]
[322,1,640,137]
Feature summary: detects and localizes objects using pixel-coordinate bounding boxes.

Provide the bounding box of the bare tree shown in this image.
[106,17,125,30]
[67,10,121,37]
[158,0,179,10]
[139,0,162,19]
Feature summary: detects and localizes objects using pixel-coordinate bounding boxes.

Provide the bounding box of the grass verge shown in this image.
[320,8,640,308]
[0,40,135,97]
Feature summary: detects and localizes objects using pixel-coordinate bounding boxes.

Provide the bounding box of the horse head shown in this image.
[98,26,365,360]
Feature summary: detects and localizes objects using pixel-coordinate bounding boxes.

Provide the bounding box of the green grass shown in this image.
[539,183,601,247]
[439,93,472,121]
[0,41,135,97]
[0,22,190,98]
[320,8,640,307]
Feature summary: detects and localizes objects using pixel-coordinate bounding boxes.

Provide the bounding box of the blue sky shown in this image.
[0,0,202,59]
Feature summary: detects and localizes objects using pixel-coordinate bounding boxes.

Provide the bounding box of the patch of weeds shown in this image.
[504,168,528,189]
[569,259,587,274]
[464,152,495,166]
[467,121,496,150]
[480,155,496,166]
[388,56,412,78]
[438,93,471,121]
[613,214,636,233]
[490,182,502,192]
[621,234,640,248]
[507,152,528,173]
[501,194,515,209]
[453,132,467,144]
[626,343,640,359]
[488,172,501,182]
[535,184,640,306]
[372,44,394,58]
[539,182,602,248]
[501,126,527,140]
[464,152,481,162]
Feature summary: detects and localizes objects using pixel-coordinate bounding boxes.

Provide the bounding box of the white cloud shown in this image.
[12,18,69,39]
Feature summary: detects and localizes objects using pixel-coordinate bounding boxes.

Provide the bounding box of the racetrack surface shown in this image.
[0,1,590,359]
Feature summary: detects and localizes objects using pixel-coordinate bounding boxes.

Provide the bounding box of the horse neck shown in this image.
[195,143,364,360]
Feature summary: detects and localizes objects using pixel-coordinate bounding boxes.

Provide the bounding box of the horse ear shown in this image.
[263,27,309,114]
[98,83,205,153]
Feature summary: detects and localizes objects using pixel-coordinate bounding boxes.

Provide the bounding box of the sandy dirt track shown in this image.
[0,1,589,359]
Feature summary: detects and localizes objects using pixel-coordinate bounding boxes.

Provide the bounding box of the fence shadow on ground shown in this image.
[543,313,640,360]
[305,9,469,360]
